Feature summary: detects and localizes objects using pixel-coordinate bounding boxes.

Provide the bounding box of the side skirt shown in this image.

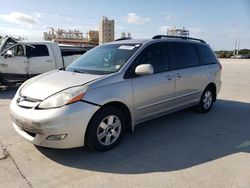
[134,101,199,127]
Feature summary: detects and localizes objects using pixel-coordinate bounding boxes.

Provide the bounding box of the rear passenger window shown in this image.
[134,43,170,74]
[172,42,200,69]
[197,45,217,65]
[26,45,49,57]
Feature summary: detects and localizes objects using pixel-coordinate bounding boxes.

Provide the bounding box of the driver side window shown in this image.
[8,45,25,57]
[126,43,170,78]
[14,45,25,56]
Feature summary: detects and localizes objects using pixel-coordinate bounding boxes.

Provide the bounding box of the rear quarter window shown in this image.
[171,42,200,69]
[196,45,217,65]
[26,45,49,57]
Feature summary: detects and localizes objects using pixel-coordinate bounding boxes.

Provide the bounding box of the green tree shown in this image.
[215,50,234,58]
[239,49,250,55]
[226,51,233,58]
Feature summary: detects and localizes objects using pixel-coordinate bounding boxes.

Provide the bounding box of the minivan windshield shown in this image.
[66,43,141,75]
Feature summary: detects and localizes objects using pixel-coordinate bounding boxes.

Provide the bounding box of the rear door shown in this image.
[130,42,175,122]
[26,44,56,76]
[171,42,208,107]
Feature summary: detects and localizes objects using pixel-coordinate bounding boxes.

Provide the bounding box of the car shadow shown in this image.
[0,86,18,99]
[37,99,250,174]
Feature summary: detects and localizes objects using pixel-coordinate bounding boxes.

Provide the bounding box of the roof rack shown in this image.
[152,35,206,44]
[115,37,132,41]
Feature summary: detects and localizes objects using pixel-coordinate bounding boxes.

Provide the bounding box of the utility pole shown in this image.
[237,37,240,56]
[233,37,237,56]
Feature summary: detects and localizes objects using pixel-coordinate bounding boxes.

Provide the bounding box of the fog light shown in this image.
[46,134,67,141]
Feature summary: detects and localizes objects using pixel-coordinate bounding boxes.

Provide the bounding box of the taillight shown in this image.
[219,62,222,70]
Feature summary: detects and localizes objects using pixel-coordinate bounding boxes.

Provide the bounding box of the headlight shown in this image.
[38,85,87,109]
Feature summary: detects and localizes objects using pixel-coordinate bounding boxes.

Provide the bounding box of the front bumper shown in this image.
[10,98,100,149]
[215,80,222,95]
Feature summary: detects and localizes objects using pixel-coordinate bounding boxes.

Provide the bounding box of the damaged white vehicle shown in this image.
[0,37,87,85]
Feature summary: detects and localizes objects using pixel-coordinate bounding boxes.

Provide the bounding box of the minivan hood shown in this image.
[20,70,103,100]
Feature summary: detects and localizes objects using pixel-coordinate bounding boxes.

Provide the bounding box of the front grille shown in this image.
[16,95,41,108]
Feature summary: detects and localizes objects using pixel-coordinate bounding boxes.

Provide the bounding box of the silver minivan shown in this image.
[10,35,222,151]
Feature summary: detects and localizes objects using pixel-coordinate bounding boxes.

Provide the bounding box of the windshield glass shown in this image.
[0,37,18,53]
[66,43,141,75]
[0,38,4,46]
[0,37,5,52]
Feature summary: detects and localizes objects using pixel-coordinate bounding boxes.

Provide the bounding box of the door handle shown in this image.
[166,75,172,80]
[176,73,182,78]
[46,60,53,63]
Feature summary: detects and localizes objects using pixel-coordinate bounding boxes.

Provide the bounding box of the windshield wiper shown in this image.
[73,69,88,74]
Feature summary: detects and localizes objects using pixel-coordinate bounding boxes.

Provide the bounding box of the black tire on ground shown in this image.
[197,87,215,113]
[86,106,125,152]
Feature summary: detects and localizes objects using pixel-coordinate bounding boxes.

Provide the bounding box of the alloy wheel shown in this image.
[203,90,213,109]
[96,115,122,146]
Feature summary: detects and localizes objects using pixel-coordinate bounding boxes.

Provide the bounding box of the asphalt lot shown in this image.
[1,59,250,188]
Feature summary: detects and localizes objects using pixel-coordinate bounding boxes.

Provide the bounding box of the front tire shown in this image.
[86,106,125,152]
[198,87,215,113]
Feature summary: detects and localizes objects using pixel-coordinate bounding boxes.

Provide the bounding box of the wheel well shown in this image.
[85,101,133,144]
[101,102,133,132]
[206,83,217,102]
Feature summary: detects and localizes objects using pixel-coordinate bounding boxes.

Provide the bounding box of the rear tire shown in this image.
[198,87,215,113]
[86,106,125,152]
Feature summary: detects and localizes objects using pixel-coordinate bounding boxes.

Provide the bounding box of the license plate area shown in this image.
[11,115,43,134]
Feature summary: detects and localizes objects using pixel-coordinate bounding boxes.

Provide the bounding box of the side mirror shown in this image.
[5,50,15,58]
[135,64,154,76]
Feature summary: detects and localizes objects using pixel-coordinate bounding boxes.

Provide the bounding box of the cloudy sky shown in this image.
[0,0,249,50]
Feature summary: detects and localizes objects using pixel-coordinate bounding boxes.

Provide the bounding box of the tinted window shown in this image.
[197,45,217,65]
[133,43,170,74]
[26,45,49,57]
[66,44,140,75]
[172,42,200,69]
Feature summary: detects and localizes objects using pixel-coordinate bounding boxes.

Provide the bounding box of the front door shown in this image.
[130,43,175,123]
[0,44,28,82]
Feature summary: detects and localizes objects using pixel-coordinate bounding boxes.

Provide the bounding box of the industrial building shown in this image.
[99,16,115,44]
[43,28,99,46]
[121,32,131,38]
[87,30,99,46]
[167,27,189,37]
[44,16,115,46]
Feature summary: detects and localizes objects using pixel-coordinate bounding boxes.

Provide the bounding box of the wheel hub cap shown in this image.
[97,115,121,146]
[203,91,213,109]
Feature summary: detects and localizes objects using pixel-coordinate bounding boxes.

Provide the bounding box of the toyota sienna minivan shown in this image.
[10,35,222,151]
